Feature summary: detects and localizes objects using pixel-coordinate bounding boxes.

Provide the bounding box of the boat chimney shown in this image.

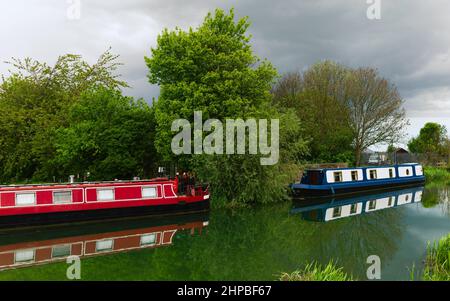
[69,175,75,184]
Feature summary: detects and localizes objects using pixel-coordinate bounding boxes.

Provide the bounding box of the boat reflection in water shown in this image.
[290,186,424,222]
[0,212,209,271]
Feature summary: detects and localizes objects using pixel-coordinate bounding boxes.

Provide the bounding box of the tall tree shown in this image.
[145,8,276,160]
[345,68,407,166]
[145,9,307,205]
[272,61,354,163]
[274,63,406,166]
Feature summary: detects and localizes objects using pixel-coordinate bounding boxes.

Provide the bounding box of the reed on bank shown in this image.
[422,234,450,281]
[424,166,450,185]
[279,261,353,281]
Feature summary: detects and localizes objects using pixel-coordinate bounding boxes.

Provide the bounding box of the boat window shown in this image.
[332,207,341,218]
[351,171,358,181]
[308,171,321,185]
[350,204,358,214]
[406,169,410,175]
[142,187,157,198]
[14,249,35,263]
[52,245,72,258]
[96,239,113,252]
[389,169,394,178]
[53,190,72,204]
[333,172,343,182]
[369,170,377,180]
[388,196,393,206]
[97,189,114,201]
[140,233,157,246]
[368,200,376,210]
[16,192,36,206]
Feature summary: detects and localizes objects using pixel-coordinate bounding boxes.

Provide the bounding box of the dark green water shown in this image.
[0,183,448,280]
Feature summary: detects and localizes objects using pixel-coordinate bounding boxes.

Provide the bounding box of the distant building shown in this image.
[367,152,387,165]
[394,148,409,155]
[391,147,410,164]
[362,147,413,165]
[363,148,375,154]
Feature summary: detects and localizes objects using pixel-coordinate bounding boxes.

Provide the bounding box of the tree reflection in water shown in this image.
[149,199,403,280]
[302,208,403,279]
[422,185,449,215]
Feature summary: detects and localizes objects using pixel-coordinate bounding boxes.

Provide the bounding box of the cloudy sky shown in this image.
[1,0,449,147]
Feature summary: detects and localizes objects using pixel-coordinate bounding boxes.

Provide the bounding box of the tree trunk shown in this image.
[355,147,361,166]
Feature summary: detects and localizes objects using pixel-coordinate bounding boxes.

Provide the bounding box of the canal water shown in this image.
[0,183,448,280]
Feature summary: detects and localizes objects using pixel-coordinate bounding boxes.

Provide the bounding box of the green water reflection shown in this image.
[0,183,448,280]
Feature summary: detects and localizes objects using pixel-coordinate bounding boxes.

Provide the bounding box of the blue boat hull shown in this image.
[290,176,425,198]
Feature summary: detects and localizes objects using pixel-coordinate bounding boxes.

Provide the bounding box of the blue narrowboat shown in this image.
[290,163,425,198]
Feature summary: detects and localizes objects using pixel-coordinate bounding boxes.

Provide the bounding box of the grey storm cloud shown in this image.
[0,0,449,139]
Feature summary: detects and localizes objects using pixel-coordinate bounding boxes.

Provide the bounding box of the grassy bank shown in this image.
[422,234,450,281]
[279,261,353,281]
[424,166,450,184]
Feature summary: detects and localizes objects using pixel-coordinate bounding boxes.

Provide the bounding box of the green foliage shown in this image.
[51,87,158,180]
[273,60,407,166]
[146,8,277,159]
[421,187,441,208]
[145,8,307,204]
[191,107,308,206]
[279,261,354,281]
[423,234,450,281]
[408,122,449,156]
[0,50,129,182]
[272,62,354,164]
[424,167,450,183]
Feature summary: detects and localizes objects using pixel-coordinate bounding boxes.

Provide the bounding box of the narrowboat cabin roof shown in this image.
[303,162,421,172]
[0,177,171,189]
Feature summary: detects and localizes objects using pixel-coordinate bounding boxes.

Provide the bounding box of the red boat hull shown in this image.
[0,179,210,227]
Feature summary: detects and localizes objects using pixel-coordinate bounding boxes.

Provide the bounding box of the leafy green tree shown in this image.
[272,62,354,164]
[0,50,128,182]
[408,122,448,157]
[274,61,407,166]
[145,9,307,205]
[52,87,158,180]
[146,9,276,159]
[190,107,308,206]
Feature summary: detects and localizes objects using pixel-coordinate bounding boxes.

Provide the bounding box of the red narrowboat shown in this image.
[0,177,209,227]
